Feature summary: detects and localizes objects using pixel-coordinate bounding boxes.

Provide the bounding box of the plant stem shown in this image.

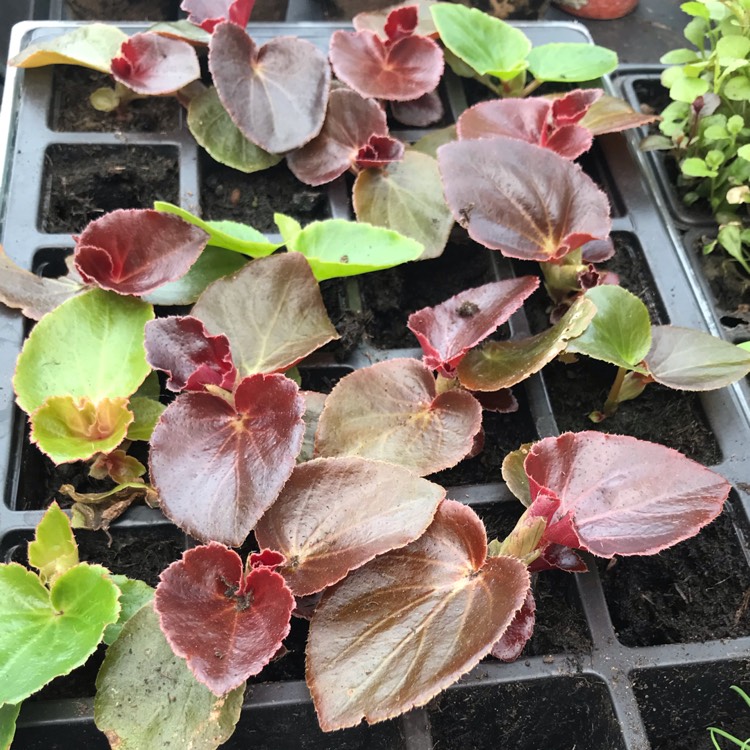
[521,78,543,98]
[602,366,628,417]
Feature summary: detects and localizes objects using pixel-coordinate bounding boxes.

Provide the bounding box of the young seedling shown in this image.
[708,685,750,749]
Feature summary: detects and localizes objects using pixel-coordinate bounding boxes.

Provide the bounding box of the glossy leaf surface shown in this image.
[181,0,255,32]
[0,563,119,704]
[145,316,237,392]
[438,137,611,261]
[192,253,338,375]
[209,23,330,153]
[353,150,453,260]
[95,604,244,750]
[315,358,482,475]
[155,544,294,694]
[329,29,443,101]
[14,289,153,415]
[457,297,596,390]
[525,432,732,557]
[408,276,539,376]
[111,33,200,95]
[645,326,750,390]
[150,374,304,546]
[307,500,530,730]
[28,502,78,586]
[255,457,445,595]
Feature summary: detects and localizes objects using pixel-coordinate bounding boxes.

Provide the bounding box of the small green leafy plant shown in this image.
[708,685,750,749]
[643,0,750,272]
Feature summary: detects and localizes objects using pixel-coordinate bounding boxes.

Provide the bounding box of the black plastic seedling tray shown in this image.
[1,18,750,750]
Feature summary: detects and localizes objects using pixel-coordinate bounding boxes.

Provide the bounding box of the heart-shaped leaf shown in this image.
[209,23,330,153]
[145,316,237,392]
[74,209,209,296]
[407,276,540,377]
[150,374,305,546]
[95,604,244,750]
[111,33,200,95]
[155,544,294,694]
[181,0,255,32]
[329,29,443,102]
[191,253,338,376]
[315,358,482,475]
[457,297,596,391]
[28,502,79,586]
[187,86,283,174]
[525,432,732,557]
[0,563,120,705]
[438,137,611,261]
[644,325,750,390]
[353,150,454,260]
[255,457,445,596]
[307,499,530,730]
[287,88,389,187]
[14,288,153,416]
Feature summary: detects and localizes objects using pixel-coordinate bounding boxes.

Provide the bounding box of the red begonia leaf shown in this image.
[287,88,388,187]
[551,89,602,125]
[329,30,443,102]
[74,209,209,296]
[472,389,518,413]
[314,358,482,476]
[111,33,200,95]
[543,124,593,160]
[438,137,611,262]
[307,500,530,730]
[524,432,732,558]
[407,276,539,377]
[191,253,339,376]
[581,238,616,263]
[354,135,405,169]
[149,374,305,546]
[209,23,330,153]
[353,1,438,38]
[390,90,444,127]
[255,457,445,596]
[490,589,535,661]
[181,0,255,32]
[144,316,236,392]
[384,5,418,42]
[528,544,587,573]
[249,549,285,569]
[155,543,294,695]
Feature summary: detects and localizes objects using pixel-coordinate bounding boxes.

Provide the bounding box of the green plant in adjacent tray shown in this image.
[708,685,750,749]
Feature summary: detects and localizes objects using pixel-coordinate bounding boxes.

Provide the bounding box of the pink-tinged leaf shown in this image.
[438,138,611,262]
[490,589,535,661]
[209,23,330,153]
[579,94,660,136]
[329,30,443,102]
[390,90,444,127]
[149,374,305,546]
[407,276,539,377]
[287,88,388,187]
[524,432,732,558]
[472,389,518,413]
[249,549,285,569]
[255,457,445,596]
[74,209,209,296]
[354,135,405,169]
[581,238,615,263]
[551,89,602,125]
[111,33,200,96]
[314,358,482,476]
[307,500,530,730]
[191,253,339,376]
[543,125,593,160]
[181,0,255,32]
[384,5,418,41]
[354,0,438,38]
[155,543,294,695]
[144,316,236,392]
[528,544,587,573]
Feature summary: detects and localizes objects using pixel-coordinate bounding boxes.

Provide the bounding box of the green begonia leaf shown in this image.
[187,87,283,174]
[104,577,155,646]
[566,285,651,371]
[95,605,244,750]
[132,371,160,401]
[275,215,424,281]
[9,24,128,73]
[14,289,153,416]
[0,703,20,750]
[430,3,530,80]
[0,563,120,704]
[27,502,78,586]
[126,396,166,442]
[154,201,280,257]
[501,444,533,507]
[526,43,618,83]
[353,151,453,260]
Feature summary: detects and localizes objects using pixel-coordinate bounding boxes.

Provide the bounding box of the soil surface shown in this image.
[200,158,330,233]
[318,279,369,360]
[51,67,180,133]
[601,506,750,646]
[41,144,179,232]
